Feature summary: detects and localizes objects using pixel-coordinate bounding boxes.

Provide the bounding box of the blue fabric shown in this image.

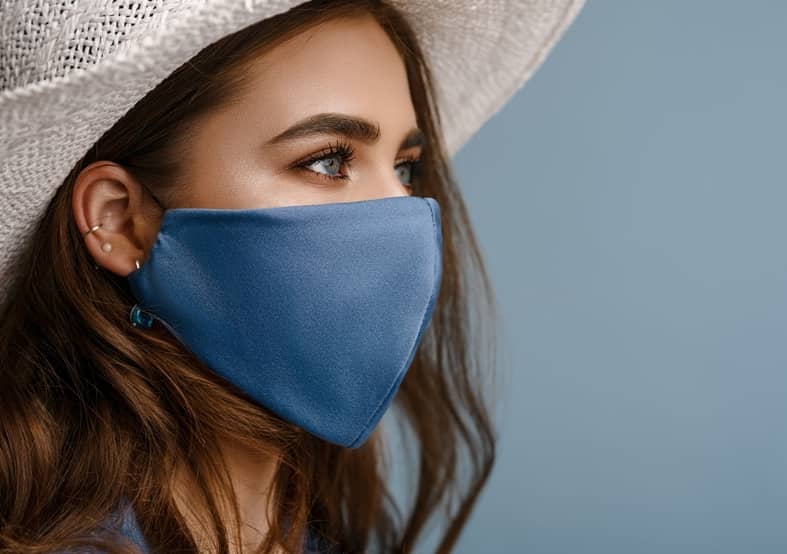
[112,499,335,553]
[127,196,443,448]
[116,500,152,553]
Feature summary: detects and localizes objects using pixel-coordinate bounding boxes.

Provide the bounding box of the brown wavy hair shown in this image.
[0,0,503,552]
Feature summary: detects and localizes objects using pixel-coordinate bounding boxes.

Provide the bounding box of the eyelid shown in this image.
[290,139,356,183]
[292,140,424,184]
[291,140,354,168]
[396,153,421,164]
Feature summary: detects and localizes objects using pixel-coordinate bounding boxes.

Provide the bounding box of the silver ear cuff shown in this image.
[83,222,102,236]
[85,221,109,251]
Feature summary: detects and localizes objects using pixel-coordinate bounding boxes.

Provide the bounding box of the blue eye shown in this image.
[295,140,355,182]
[294,140,423,188]
[395,156,423,187]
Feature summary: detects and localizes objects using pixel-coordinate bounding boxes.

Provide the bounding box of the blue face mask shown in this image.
[126,195,442,448]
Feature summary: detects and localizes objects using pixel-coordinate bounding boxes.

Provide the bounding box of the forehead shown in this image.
[230,14,415,136]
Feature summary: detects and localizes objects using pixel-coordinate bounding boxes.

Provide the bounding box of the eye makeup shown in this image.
[291,138,424,186]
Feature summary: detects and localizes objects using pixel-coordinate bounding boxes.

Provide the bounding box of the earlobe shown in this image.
[72,161,161,277]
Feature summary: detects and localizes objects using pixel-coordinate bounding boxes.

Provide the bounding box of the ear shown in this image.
[71,161,164,277]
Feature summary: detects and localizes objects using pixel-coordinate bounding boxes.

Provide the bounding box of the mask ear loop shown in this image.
[130,303,155,329]
[128,182,166,330]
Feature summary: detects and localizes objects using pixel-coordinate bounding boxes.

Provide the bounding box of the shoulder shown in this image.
[49,498,151,554]
[82,499,335,554]
[304,527,342,554]
[78,497,152,553]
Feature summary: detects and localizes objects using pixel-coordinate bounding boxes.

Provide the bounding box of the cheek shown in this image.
[184,134,373,211]
[184,162,350,211]
[181,174,263,210]
[178,137,256,208]
[250,171,356,209]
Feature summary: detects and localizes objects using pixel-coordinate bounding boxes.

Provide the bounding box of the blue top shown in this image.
[105,499,334,553]
[116,502,150,552]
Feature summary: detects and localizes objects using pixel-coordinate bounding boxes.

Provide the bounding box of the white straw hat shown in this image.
[0,0,585,310]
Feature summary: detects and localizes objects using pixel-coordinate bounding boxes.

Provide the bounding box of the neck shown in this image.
[171,436,283,553]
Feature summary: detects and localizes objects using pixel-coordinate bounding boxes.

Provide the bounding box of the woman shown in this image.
[0,0,585,552]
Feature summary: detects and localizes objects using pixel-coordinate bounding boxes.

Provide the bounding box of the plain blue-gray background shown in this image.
[445,2,787,553]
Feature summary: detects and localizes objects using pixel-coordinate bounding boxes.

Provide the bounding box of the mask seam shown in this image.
[348,198,440,448]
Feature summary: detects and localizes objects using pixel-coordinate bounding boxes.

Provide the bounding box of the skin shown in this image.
[71,13,422,553]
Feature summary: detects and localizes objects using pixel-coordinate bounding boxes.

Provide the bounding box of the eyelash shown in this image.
[294,139,423,185]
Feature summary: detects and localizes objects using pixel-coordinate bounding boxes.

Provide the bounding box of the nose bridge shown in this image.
[359,164,411,201]
[380,175,411,198]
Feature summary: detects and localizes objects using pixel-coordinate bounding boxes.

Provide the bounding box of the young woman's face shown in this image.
[74,13,424,276]
[174,13,423,210]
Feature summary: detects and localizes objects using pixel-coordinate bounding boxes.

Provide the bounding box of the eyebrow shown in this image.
[265,112,426,151]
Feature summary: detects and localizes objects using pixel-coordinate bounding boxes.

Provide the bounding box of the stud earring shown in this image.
[101,242,112,253]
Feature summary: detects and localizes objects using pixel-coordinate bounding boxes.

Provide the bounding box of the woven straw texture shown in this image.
[0,0,585,311]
